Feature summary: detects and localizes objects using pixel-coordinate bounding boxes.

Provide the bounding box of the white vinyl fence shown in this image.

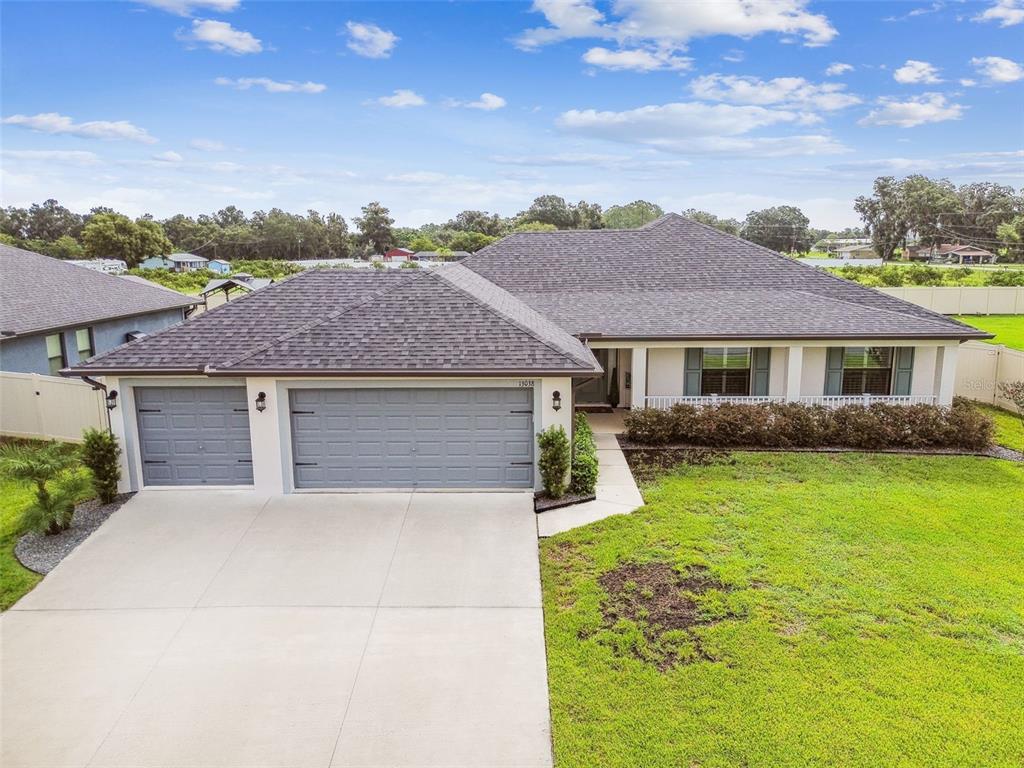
[0,372,107,442]
[955,341,1024,411]
[877,287,1024,315]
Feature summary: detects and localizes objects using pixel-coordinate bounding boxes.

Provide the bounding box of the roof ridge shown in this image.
[209,271,421,371]
[430,265,596,370]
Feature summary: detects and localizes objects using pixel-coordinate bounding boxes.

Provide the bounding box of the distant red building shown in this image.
[383,247,415,262]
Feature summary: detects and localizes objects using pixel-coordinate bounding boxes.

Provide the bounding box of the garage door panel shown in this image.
[289,387,534,489]
[135,387,252,487]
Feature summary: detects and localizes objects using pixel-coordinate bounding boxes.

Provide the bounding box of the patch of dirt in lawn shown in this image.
[623,448,734,484]
[596,561,738,670]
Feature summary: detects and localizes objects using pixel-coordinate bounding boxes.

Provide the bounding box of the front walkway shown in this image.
[536,410,644,537]
[2,490,552,768]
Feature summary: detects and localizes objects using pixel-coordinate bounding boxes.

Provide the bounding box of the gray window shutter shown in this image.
[751,348,771,396]
[684,348,703,396]
[893,347,914,395]
[825,347,844,396]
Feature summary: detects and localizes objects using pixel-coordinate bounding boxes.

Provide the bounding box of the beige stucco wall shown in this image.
[647,348,686,397]
[800,347,828,397]
[911,346,938,397]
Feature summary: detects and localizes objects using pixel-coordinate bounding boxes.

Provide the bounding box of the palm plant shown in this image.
[0,442,89,535]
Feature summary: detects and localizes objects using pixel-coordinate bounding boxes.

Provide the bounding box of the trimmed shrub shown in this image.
[570,412,599,495]
[81,428,121,503]
[623,399,993,451]
[537,425,571,498]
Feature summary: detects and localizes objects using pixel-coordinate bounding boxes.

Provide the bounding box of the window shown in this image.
[45,333,65,375]
[75,328,94,362]
[701,347,751,396]
[841,347,893,396]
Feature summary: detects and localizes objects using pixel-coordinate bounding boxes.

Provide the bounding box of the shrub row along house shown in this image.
[62,215,987,495]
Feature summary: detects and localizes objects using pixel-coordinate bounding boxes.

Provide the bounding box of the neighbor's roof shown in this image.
[0,244,198,339]
[463,214,986,341]
[65,266,600,376]
[200,277,274,295]
[168,252,208,262]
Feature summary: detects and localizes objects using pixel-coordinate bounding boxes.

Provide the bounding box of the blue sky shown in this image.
[2,0,1022,229]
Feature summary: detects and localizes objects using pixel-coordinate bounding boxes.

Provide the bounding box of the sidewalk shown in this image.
[536,411,644,537]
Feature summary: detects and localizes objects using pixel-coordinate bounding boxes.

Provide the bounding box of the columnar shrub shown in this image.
[537,425,571,498]
[570,412,598,495]
[623,399,993,451]
[81,428,122,503]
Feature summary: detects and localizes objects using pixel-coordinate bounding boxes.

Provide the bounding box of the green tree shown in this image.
[26,199,83,241]
[997,215,1024,261]
[449,231,497,253]
[81,212,172,267]
[571,200,604,230]
[742,206,811,253]
[408,234,439,252]
[953,182,1021,246]
[513,221,558,233]
[519,195,575,229]
[39,235,84,259]
[446,210,508,236]
[901,175,960,247]
[855,177,910,261]
[603,200,664,229]
[354,201,395,256]
[683,209,741,236]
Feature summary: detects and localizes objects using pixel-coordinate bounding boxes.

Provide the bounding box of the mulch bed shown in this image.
[575,405,614,414]
[535,491,597,513]
[15,493,133,575]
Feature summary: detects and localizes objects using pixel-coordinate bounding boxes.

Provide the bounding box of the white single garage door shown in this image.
[289,387,534,489]
[135,386,253,486]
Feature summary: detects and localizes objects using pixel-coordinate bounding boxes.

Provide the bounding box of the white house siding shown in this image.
[911,346,938,397]
[647,348,686,398]
[800,347,828,397]
[768,347,786,397]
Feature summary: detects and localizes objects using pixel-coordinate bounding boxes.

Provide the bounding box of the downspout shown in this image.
[79,375,113,434]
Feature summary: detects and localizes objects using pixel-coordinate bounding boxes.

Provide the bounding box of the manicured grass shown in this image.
[541,452,1024,768]
[0,479,42,610]
[976,403,1024,451]
[954,315,1024,350]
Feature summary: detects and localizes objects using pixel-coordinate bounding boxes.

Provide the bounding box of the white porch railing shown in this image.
[643,394,938,410]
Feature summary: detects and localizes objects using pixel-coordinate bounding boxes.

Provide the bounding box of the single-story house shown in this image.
[836,243,879,259]
[383,247,415,262]
[64,214,987,496]
[906,243,997,265]
[207,259,232,275]
[68,258,128,275]
[1,244,199,376]
[139,253,210,272]
[814,237,871,255]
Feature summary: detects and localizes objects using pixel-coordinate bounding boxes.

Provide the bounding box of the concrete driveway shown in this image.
[2,490,552,768]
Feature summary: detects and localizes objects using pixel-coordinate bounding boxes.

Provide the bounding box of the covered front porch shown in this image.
[574,341,960,410]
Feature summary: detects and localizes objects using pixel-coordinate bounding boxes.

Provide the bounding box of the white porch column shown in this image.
[785,346,804,402]
[934,343,959,406]
[246,377,285,494]
[105,376,134,493]
[630,346,647,409]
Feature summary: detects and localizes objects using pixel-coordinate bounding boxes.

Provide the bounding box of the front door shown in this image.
[574,349,610,404]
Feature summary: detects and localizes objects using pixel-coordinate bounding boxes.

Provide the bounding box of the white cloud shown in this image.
[371,89,426,108]
[189,138,225,151]
[582,46,692,72]
[2,149,101,166]
[445,92,507,110]
[825,62,853,76]
[689,74,861,111]
[344,21,398,58]
[516,0,837,50]
[182,19,262,54]
[214,76,327,93]
[722,49,745,63]
[970,55,1024,82]
[973,0,1024,26]
[893,59,942,83]
[135,0,239,15]
[1,112,158,143]
[859,93,964,127]
[152,150,184,162]
[959,78,978,87]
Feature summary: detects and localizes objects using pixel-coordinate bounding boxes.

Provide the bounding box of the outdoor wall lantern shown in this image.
[255,392,267,413]
[105,390,118,411]
[552,390,562,411]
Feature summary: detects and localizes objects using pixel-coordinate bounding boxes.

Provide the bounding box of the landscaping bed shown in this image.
[541,452,1024,767]
[15,493,132,574]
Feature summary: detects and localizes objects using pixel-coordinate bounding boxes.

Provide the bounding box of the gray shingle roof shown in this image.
[463,214,987,340]
[67,267,600,376]
[0,244,198,339]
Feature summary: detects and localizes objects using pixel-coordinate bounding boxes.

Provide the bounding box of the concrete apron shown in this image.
[1,489,553,768]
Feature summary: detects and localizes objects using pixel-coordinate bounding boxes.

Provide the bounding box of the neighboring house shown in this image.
[64,215,986,496]
[200,274,274,304]
[207,259,232,275]
[0,244,199,376]
[836,243,879,259]
[68,258,128,275]
[815,237,871,255]
[414,250,471,262]
[139,253,209,272]
[383,247,414,262]
[906,243,997,265]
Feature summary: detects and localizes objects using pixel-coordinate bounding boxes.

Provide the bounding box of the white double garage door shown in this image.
[135,385,535,490]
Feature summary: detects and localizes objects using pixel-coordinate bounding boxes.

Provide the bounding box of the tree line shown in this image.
[2,177,1021,267]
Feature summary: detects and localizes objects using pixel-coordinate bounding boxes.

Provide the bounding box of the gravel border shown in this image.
[15,493,134,575]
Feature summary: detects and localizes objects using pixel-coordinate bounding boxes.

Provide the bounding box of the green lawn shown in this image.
[976,403,1024,451]
[541,452,1024,768]
[954,315,1024,350]
[0,479,42,610]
